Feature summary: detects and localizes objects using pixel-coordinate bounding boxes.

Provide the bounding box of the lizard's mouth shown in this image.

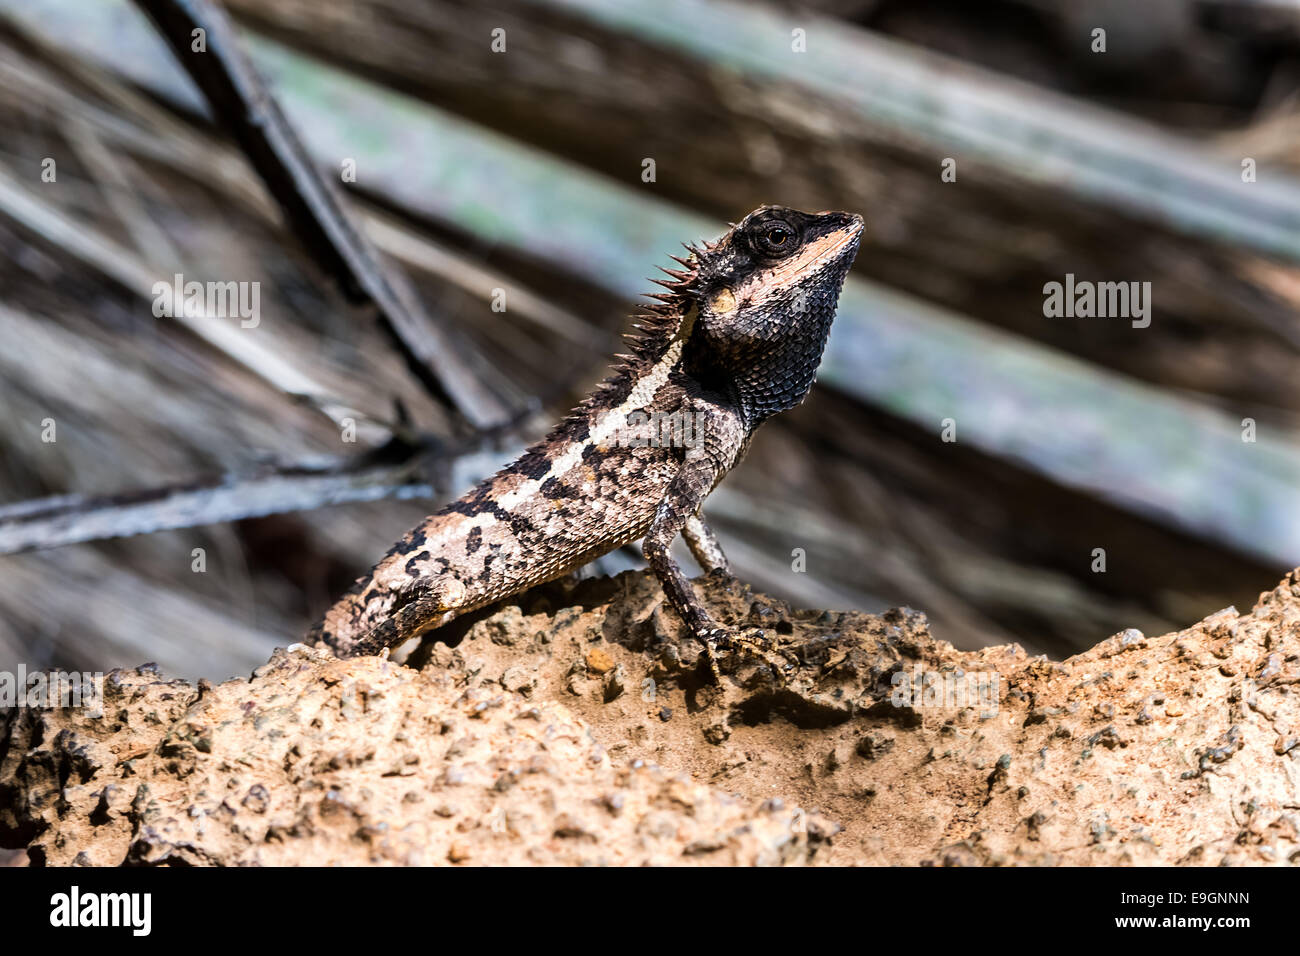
[831,214,865,258]
[764,214,863,287]
[822,211,865,247]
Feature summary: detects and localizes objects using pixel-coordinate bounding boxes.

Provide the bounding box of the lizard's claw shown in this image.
[697,627,728,684]
[731,627,798,684]
[696,626,796,685]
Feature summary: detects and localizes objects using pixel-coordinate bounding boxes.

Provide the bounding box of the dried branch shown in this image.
[0,442,519,555]
[0,170,371,437]
[132,0,521,429]
[0,38,608,373]
[15,0,1300,565]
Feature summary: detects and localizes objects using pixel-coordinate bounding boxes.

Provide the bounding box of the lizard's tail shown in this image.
[305,577,379,657]
[307,520,461,657]
[308,574,456,658]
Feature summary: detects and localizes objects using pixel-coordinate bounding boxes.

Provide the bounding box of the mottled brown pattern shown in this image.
[311,206,863,677]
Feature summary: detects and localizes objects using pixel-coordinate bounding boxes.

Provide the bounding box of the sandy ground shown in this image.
[3,568,1298,865]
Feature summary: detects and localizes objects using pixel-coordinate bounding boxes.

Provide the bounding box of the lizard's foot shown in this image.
[697,626,797,685]
[698,627,727,684]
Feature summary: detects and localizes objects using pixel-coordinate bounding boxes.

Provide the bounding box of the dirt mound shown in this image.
[4,569,1299,865]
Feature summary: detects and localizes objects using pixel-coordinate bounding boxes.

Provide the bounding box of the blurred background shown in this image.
[1,0,1299,681]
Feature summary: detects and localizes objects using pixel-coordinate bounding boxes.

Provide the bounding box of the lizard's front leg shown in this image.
[641,402,785,682]
[645,489,787,683]
[643,494,728,681]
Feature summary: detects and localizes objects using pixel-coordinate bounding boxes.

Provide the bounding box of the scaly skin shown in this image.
[310,206,863,680]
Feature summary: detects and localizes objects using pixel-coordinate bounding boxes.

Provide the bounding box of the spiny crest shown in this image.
[615,234,725,367]
[503,229,727,461]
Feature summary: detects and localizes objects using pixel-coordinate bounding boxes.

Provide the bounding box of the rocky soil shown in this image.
[3,568,1299,865]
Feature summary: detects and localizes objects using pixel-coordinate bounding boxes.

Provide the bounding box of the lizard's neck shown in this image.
[681,302,836,423]
[612,245,837,424]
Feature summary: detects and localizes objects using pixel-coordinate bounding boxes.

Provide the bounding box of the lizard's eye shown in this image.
[752,220,797,257]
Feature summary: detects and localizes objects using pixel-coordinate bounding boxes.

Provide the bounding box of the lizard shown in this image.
[310,205,864,682]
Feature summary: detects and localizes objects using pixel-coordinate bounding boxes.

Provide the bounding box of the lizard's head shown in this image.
[682,205,863,421]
